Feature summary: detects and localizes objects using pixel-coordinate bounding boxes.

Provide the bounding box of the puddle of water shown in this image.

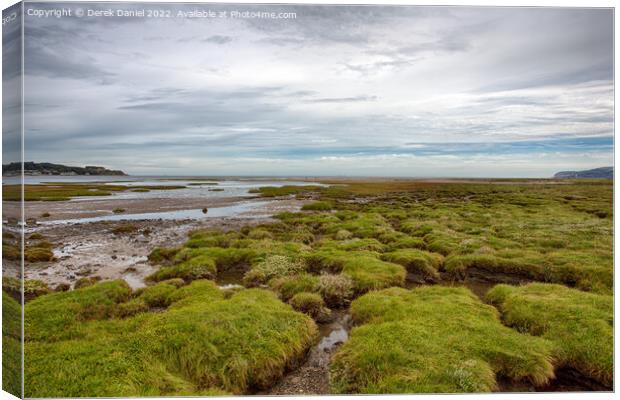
[123,273,147,290]
[216,268,247,287]
[66,180,326,202]
[40,200,275,226]
[305,311,351,368]
[218,283,244,290]
[317,326,348,353]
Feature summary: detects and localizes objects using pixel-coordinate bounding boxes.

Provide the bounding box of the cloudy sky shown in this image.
[14,2,614,177]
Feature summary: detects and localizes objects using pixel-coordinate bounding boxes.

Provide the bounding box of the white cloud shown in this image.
[18,4,613,177]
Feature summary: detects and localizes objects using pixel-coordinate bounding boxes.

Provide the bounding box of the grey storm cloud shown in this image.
[9,2,614,177]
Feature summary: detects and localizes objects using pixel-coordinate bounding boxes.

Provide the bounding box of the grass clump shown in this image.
[289,292,331,321]
[113,208,126,214]
[151,247,258,283]
[423,233,459,256]
[117,282,180,317]
[486,283,613,388]
[384,235,426,251]
[135,282,179,308]
[25,280,318,396]
[331,213,393,239]
[25,280,132,342]
[74,276,102,289]
[148,247,181,264]
[247,228,273,240]
[303,249,404,293]
[331,286,554,394]
[3,277,52,301]
[333,238,386,252]
[341,255,406,294]
[381,249,442,282]
[243,254,305,286]
[269,273,319,301]
[147,255,217,283]
[316,273,354,308]
[186,230,235,248]
[25,247,55,262]
[2,244,21,261]
[444,254,541,281]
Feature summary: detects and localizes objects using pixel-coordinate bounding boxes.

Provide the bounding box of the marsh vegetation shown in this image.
[5,179,613,395]
[2,182,185,201]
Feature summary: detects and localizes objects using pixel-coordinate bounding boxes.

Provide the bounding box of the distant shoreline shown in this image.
[2,162,127,177]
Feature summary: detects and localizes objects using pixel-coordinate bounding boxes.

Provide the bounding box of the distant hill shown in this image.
[554,166,613,179]
[2,162,127,176]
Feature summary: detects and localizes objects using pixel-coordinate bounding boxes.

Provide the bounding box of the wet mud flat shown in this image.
[17,195,250,222]
[21,198,307,289]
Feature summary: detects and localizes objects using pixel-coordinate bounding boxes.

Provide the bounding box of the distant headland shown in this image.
[554,166,613,179]
[2,162,127,176]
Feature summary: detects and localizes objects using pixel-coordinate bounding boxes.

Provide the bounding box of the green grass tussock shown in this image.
[4,232,56,263]
[3,277,51,301]
[332,238,386,252]
[25,247,55,262]
[486,283,613,388]
[25,279,318,397]
[244,254,305,286]
[26,280,132,342]
[341,255,406,294]
[74,276,102,289]
[330,213,393,239]
[135,282,179,308]
[148,247,181,264]
[147,255,217,282]
[331,286,555,394]
[289,292,331,321]
[381,249,443,282]
[269,273,319,301]
[302,248,404,294]
[2,244,21,260]
[316,273,354,308]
